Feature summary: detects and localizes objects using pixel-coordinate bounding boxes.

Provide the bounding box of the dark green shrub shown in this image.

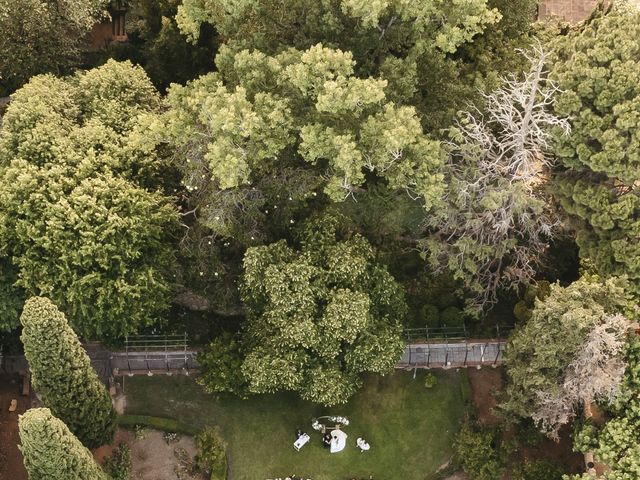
[422,304,440,328]
[453,423,504,480]
[440,306,465,329]
[196,332,247,397]
[102,443,131,480]
[513,300,532,323]
[195,427,227,480]
[535,280,551,300]
[512,459,564,480]
[424,372,437,388]
[117,415,199,436]
[436,291,459,310]
[515,419,546,446]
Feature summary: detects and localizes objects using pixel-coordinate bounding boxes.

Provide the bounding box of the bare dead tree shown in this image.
[533,314,633,440]
[423,42,570,311]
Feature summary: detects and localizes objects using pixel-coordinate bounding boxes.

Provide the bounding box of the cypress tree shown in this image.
[19,408,109,480]
[20,297,115,448]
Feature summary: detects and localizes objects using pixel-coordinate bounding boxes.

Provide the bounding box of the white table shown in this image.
[294,433,310,451]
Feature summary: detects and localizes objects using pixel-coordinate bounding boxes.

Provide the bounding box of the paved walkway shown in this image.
[112,339,508,375]
[3,339,509,380]
[398,340,507,368]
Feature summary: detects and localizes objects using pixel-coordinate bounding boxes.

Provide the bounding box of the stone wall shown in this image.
[537,0,600,22]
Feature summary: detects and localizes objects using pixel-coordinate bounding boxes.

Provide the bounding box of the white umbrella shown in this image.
[330,429,347,453]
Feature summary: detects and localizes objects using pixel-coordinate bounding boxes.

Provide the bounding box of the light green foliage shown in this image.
[162,44,443,243]
[0,0,106,94]
[552,6,640,182]
[236,213,406,405]
[0,61,177,339]
[341,0,500,53]
[172,0,541,136]
[176,0,499,54]
[551,5,640,296]
[502,277,633,422]
[195,427,227,479]
[18,408,109,480]
[20,297,116,449]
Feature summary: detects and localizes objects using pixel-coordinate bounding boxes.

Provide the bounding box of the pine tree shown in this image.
[18,407,109,480]
[20,297,116,449]
[550,5,640,297]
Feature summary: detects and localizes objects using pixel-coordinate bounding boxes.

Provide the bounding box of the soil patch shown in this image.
[466,367,583,475]
[444,474,469,480]
[130,429,201,480]
[467,367,503,425]
[0,374,28,480]
[520,424,584,474]
[93,428,133,465]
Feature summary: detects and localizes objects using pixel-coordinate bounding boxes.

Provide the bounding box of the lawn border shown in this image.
[117,414,201,436]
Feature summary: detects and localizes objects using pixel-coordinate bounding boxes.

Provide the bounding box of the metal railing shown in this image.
[401,340,508,368]
[118,333,194,374]
[404,324,513,343]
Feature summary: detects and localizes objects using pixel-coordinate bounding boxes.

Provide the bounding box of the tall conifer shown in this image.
[20,297,115,448]
[19,408,109,480]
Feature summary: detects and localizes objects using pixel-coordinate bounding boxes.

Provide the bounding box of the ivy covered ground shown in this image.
[124,370,469,480]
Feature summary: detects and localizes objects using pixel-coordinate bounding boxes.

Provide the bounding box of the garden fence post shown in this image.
[463,341,469,367]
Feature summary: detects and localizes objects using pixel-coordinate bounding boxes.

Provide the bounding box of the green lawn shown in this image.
[123,370,470,480]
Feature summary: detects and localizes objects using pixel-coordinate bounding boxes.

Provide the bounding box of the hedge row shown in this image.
[116,415,200,436]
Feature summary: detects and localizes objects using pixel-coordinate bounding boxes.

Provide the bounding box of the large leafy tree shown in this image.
[0,0,107,94]
[567,336,640,480]
[0,60,178,339]
[173,0,543,134]
[175,0,500,57]
[502,276,635,439]
[236,213,406,405]
[422,45,570,311]
[21,297,116,449]
[551,4,640,297]
[162,43,444,247]
[19,408,109,480]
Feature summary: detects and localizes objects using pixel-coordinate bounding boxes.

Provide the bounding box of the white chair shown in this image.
[356,437,370,452]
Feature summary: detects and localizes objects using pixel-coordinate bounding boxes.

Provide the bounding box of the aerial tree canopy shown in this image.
[174,0,536,134]
[0,0,107,95]
[0,60,178,339]
[423,45,569,312]
[551,5,640,298]
[19,408,110,480]
[236,213,406,405]
[502,276,635,438]
[175,0,500,57]
[21,297,116,449]
[567,335,640,480]
[104,0,219,92]
[161,43,444,246]
[0,259,24,332]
